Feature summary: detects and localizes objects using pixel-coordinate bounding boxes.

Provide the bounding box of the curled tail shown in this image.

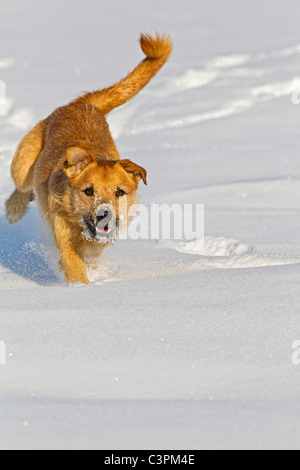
[76,33,173,114]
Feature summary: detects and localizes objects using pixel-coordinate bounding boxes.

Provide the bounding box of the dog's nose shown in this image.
[96,206,115,236]
[97,210,109,222]
[96,209,110,223]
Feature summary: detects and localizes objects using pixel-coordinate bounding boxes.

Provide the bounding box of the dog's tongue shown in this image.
[96,224,110,234]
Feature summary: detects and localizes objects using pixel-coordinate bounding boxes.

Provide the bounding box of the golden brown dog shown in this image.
[5,33,172,284]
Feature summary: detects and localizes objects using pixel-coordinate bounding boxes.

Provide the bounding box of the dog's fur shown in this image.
[6,33,172,284]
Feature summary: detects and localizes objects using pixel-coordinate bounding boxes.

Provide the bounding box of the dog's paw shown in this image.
[5,189,33,225]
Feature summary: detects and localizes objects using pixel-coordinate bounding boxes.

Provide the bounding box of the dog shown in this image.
[5,33,172,284]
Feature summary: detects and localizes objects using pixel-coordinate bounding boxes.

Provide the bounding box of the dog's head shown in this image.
[62,146,147,242]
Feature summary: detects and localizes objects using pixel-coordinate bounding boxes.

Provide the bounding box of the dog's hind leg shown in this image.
[6,120,46,225]
[11,120,46,192]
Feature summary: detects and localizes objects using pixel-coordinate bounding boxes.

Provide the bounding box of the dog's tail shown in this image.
[76,33,173,115]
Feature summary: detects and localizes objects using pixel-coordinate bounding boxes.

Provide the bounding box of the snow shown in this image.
[1,0,300,450]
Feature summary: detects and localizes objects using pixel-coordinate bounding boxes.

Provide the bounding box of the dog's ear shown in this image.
[120,159,147,185]
[64,146,95,178]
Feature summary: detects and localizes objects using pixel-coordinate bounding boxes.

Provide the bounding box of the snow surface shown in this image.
[1,0,300,450]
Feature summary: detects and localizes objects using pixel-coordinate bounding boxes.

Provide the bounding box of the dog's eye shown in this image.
[116,189,126,197]
[84,187,94,197]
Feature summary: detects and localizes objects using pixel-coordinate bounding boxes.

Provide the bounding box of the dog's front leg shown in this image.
[52,215,89,284]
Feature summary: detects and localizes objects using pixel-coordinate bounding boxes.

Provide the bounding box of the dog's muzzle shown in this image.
[83,206,118,243]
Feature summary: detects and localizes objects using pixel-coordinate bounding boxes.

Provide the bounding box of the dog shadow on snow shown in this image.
[0,206,59,286]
